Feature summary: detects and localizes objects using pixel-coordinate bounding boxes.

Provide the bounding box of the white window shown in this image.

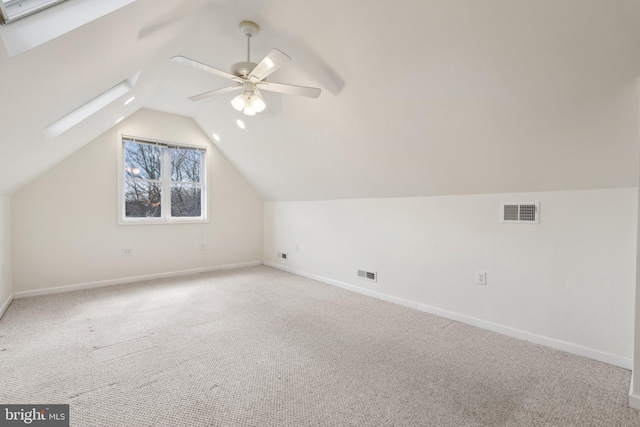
[119,136,207,224]
[0,0,67,24]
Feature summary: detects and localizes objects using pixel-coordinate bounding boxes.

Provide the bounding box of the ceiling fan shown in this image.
[171,21,321,116]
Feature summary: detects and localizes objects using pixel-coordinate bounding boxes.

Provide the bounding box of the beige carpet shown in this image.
[0,265,638,426]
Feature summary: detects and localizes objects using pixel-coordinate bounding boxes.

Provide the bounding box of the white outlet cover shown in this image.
[476,271,486,285]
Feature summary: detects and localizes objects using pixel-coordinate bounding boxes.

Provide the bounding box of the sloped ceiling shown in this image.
[1,0,639,200]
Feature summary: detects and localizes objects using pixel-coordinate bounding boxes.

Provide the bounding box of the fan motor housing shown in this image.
[231,61,257,78]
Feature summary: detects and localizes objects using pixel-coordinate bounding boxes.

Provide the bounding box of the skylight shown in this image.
[0,0,67,24]
[43,73,139,140]
[0,0,136,57]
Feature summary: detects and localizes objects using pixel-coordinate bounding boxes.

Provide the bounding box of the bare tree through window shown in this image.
[123,139,204,220]
[170,148,202,217]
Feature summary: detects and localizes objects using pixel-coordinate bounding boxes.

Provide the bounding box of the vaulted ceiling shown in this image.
[1,0,639,200]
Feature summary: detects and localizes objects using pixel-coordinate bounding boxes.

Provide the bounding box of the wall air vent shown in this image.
[500,202,539,224]
[357,270,377,282]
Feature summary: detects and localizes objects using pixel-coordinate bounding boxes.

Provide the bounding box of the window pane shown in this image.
[125,141,161,180]
[171,148,201,183]
[125,181,161,218]
[171,184,201,217]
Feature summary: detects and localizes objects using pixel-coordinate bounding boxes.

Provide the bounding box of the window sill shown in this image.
[118,218,210,226]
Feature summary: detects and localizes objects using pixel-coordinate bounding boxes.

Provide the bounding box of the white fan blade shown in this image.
[257,81,321,98]
[189,85,242,101]
[172,56,243,83]
[248,49,290,82]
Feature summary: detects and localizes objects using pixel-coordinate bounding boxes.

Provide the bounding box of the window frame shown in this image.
[117,134,209,225]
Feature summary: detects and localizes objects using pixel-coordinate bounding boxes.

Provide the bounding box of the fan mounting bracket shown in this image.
[239,21,259,38]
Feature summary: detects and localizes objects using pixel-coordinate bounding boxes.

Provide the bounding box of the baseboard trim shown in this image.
[265,262,632,370]
[630,393,640,410]
[13,261,263,299]
[0,293,13,319]
[630,373,640,409]
[630,389,640,409]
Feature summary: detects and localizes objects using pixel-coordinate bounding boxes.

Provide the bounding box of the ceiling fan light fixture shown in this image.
[231,93,247,111]
[243,103,256,116]
[252,93,266,113]
[233,92,266,116]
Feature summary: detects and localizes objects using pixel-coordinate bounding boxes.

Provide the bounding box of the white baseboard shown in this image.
[0,293,13,319]
[629,393,640,410]
[630,393,640,410]
[265,261,632,370]
[13,261,263,299]
[630,373,640,409]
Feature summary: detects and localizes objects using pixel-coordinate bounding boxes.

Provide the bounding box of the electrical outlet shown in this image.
[476,271,486,285]
[122,248,132,257]
[199,242,207,250]
[277,252,287,260]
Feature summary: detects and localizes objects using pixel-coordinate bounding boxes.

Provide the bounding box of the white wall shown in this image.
[265,188,637,367]
[630,184,640,408]
[0,195,11,315]
[11,109,263,294]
